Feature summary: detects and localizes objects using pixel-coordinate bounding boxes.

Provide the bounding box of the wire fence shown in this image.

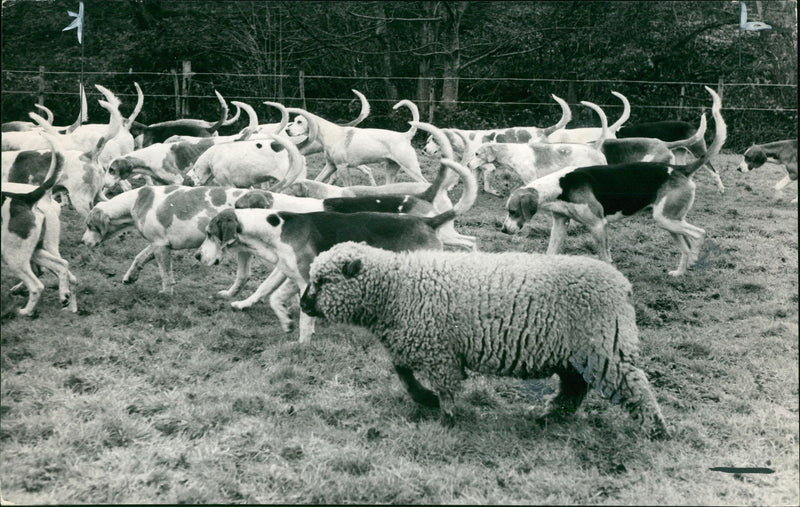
[2,67,797,150]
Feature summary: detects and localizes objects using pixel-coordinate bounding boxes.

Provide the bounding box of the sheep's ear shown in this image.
[341,259,362,278]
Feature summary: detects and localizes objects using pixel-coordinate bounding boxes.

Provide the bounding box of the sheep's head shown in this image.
[301,242,378,322]
[502,187,539,234]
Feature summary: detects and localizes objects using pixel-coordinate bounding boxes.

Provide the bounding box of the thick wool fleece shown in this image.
[307,242,668,437]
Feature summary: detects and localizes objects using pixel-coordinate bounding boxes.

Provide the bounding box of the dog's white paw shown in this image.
[231,300,253,310]
[218,289,235,298]
[668,269,684,277]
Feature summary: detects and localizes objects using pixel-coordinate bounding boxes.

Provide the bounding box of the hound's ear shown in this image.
[218,214,240,245]
[519,191,538,222]
[236,191,273,209]
[341,259,362,278]
[481,145,497,163]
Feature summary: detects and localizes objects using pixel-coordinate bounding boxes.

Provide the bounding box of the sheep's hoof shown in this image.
[439,412,456,428]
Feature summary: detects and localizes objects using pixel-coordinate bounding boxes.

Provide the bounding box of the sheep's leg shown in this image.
[588,359,669,439]
[546,368,590,416]
[394,365,440,408]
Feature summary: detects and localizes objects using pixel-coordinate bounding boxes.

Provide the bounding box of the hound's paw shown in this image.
[18,308,39,319]
[668,269,684,277]
[122,275,136,285]
[231,300,253,311]
[158,288,174,295]
[218,289,235,298]
[279,320,295,333]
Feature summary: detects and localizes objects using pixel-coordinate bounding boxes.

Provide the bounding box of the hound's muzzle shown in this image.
[299,285,321,317]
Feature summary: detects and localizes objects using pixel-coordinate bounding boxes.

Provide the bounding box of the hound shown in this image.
[502,86,726,277]
[2,104,58,133]
[184,113,311,190]
[81,185,324,295]
[104,138,217,188]
[136,90,234,148]
[59,83,144,167]
[547,91,631,143]
[581,98,725,193]
[616,114,725,193]
[2,135,78,316]
[3,101,121,217]
[252,137,479,251]
[293,90,370,156]
[464,136,607,195]
[285,99,427,186]
[195,159,474,343]
[422,94,572,160]
[284,120,471,226]
[738,140,797,203]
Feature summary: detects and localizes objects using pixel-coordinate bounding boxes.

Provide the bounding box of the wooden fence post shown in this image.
[428,85,435,123]
[299,70,306,110]
[181,60,193,117]
[678,85,685,121]
[38,66,45,106]
[172,69,180,118]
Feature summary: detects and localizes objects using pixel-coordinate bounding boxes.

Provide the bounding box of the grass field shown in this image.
[1,151,797,505]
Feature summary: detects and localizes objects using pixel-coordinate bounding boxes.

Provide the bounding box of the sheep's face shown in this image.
[502,187,539,234]
[301,253,367,322]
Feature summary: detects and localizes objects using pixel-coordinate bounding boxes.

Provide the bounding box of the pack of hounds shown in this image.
[2,83,797,439]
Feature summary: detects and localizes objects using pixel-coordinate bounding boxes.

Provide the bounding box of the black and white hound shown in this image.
[738,139,797,203]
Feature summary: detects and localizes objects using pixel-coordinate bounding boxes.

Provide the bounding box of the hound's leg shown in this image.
[231,267,288,310]
[8,264,45,317]
[653,212,705,276]
[123,244,156,285]
[32,250,77,313]
[352,165,378,186]
[394,364,440,408]
[481,163,502,196]
[269,278,299,332]
[705,163,725,194]
[335,163,353,187]
[545,213,570,255]
[314,160,338,183]
[394,157,428,184]
[774,175,792,200]
[153,246,175,295]
[218,250,253,298]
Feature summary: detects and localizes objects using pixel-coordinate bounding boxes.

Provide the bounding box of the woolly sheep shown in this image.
[300,242,669,438]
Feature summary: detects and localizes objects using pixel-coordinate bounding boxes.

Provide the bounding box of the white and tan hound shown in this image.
[2,134,77,316]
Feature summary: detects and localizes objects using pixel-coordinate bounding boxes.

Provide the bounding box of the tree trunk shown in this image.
[373,2,398,102]
[416,1,438,118]
[439,2,468,112]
